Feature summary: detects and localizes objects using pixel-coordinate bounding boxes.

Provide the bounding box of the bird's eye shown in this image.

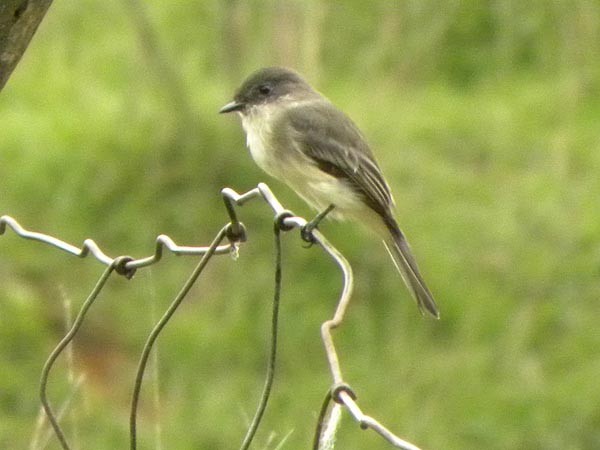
[258,84,272,95]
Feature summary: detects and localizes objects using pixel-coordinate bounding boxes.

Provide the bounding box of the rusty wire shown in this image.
[0,183,424,450]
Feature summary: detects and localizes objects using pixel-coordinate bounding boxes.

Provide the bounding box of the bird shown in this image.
[220,67,439,318]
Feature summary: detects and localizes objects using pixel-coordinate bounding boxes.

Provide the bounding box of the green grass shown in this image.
[1,1,600,449]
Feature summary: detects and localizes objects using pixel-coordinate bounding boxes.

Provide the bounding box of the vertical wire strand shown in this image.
[129,225,229,450]
[312,390,333,450]
[39,263,117,450]
[238,220,283,450]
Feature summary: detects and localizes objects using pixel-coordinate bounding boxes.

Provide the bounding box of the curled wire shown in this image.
[39,259,124,450]
[129,223,235,450]
[0,215,236,272]
[2,184,426,450]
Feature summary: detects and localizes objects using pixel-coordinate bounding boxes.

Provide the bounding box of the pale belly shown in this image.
[241,105,374,222]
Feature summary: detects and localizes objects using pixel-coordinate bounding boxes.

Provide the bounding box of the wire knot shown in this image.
[225,221,247,244]
[331,382,357,405]
[113,255,136,279]
[274,210,295,232]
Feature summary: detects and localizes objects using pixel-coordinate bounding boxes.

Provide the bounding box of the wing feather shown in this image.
[279,101,394,218]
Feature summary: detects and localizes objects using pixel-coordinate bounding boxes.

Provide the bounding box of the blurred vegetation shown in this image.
[1,1,600,449]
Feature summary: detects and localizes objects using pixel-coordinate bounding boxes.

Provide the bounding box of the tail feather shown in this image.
[383,226,439,319]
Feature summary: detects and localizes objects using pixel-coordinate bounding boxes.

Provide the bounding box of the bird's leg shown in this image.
[301,204,335,245]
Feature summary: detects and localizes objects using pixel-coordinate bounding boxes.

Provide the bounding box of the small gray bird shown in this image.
[220,67,439,318]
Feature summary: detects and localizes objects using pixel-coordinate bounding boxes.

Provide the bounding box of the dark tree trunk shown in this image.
[0,0,53,92]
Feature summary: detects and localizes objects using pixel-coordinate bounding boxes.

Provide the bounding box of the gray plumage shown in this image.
[220,67,439,318]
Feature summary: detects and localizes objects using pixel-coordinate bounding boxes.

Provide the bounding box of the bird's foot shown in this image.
[301,204,335,247]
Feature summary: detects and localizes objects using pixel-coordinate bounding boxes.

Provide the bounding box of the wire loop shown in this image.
[331,382,357,404]
[274,210,295,232]
[114,255,136,279]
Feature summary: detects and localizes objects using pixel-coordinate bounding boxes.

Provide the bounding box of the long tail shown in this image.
[382,221,439,319]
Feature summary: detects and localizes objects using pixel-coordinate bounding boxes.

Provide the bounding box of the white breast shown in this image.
[239,102,368,221]
[240,105,279,176]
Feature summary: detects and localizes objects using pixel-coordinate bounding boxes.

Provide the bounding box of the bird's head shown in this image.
[219,67,315,115]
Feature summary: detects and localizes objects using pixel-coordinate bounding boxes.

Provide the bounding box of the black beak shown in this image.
[219,101,245,114]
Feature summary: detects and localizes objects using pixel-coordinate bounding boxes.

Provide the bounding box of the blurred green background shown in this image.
[1,1,600,449]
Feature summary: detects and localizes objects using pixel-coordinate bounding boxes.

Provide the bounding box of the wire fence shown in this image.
[1,183,423,450]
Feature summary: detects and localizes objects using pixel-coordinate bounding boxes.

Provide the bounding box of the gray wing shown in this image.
[278,100,395,219]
